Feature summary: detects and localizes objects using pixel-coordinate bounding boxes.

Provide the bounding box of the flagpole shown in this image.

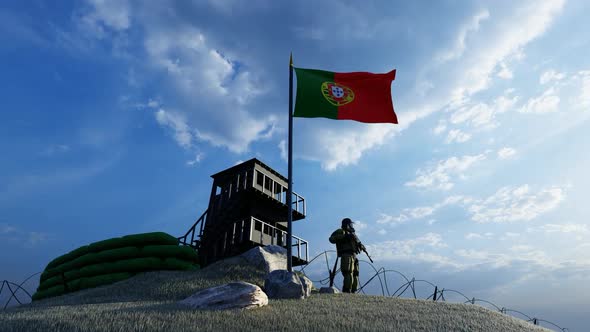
[287,53,294,272]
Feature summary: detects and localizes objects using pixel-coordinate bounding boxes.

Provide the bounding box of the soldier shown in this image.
[329,218,366,293]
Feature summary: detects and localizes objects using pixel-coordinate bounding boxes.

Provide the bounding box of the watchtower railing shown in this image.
[253,170,306,215]
[248,217,308,262]
[178,209,208,249]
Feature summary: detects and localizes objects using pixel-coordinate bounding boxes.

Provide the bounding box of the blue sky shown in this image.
[1,0,589,330]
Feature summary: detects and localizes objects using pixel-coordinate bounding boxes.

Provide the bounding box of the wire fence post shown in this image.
[433,286,438,301]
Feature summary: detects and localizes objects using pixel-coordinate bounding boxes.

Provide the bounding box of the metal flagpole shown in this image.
[287,53,294,272]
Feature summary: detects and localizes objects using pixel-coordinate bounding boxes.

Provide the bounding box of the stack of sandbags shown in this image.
[33,232,198,301]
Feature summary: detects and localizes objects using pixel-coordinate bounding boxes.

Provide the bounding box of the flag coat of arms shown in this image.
[293,67,398,124]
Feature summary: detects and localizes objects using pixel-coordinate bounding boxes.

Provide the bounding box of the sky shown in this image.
[1,0,589,330]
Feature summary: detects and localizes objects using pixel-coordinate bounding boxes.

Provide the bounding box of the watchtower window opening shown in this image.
[215,186,221,195]
[264,176,273,192]
[254,219,262,231]
[256,170,264,187]
[274,182,284,202]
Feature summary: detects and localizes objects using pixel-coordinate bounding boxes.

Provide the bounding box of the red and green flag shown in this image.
[293,67,398,124]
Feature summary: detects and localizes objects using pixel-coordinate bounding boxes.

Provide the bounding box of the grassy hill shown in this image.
[0,256,551,332]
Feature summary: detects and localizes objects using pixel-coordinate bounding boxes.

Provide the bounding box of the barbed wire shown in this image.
[0,272,40,309]
[298,251,569,332]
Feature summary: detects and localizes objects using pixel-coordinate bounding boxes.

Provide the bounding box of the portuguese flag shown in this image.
[293,67,397,124]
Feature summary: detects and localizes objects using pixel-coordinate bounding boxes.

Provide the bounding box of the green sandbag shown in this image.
[41,247,143,283]
[88,232,178,253]
[140,245,198,262]
[37,274,67,292]
[86,237,126,253]
[122,232,179,245]
[61,246,142,274]
[94,246,142,262]
[41,232,176,282]
[111,257,164,273]
[33,284,65,301]
[45,245,90,271]
[80,263,107,276]
[78,272,132,290]
[66,278,82,293]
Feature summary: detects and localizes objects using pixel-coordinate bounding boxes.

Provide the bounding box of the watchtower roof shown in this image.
[210,158,287,182]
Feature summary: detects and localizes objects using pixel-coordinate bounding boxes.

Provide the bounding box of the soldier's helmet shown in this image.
[341,218,353,228]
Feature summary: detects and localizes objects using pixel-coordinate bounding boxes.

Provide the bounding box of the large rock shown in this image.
[178,282,268,310]
[299,274,314,297]
[240,245,287,274]
[264,270,306,299]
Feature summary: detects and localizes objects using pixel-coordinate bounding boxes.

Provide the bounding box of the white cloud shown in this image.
[155,109,193,149]
[378,195,471,226]
[540,69,566,85]
[376,213,408,226]
[455,246,558,270]
[445,129,472,143]
[433,121,447,135]
[278,140,287,161]
[436,10,490,62]
[0,223,16,234]
[27,232,50,247]
[574,70,590,109]
[468,185,566,223]
[519,87,560,113]
[497,62,513,79]
[405,154,487,190]
[291,0,398,42]
[448,92,519,131]
[75,2,278,154]
[497,147,517,159]
[377,229,387,235]
[540,223,589,234]
[0,224,51,247]
[368,233,452,267]
[465,232,494,240]
[390,183,565,226]
[141,22,275,154]
[465,233,483,240]
[78,0,131,39]
[446,1,565,104]
[147,99,159,108]
[186,152,204,166]
[298,124,397,171]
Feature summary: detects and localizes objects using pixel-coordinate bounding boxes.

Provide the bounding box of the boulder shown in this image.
[299,274,314,297]
[319,287,340,294]
[264,270,306,299]
[240,245,287,274]
[179,282,268,310]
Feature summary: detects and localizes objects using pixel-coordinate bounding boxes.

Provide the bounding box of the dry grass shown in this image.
[0,258,551,332]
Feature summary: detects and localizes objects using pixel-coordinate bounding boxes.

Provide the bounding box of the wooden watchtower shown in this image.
[178,158,308,267]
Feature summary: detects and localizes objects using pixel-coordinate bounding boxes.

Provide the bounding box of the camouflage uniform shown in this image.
[329,227,361,293]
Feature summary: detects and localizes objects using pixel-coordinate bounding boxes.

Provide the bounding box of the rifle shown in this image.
[360,245,374,263]
[349,230,373,263]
